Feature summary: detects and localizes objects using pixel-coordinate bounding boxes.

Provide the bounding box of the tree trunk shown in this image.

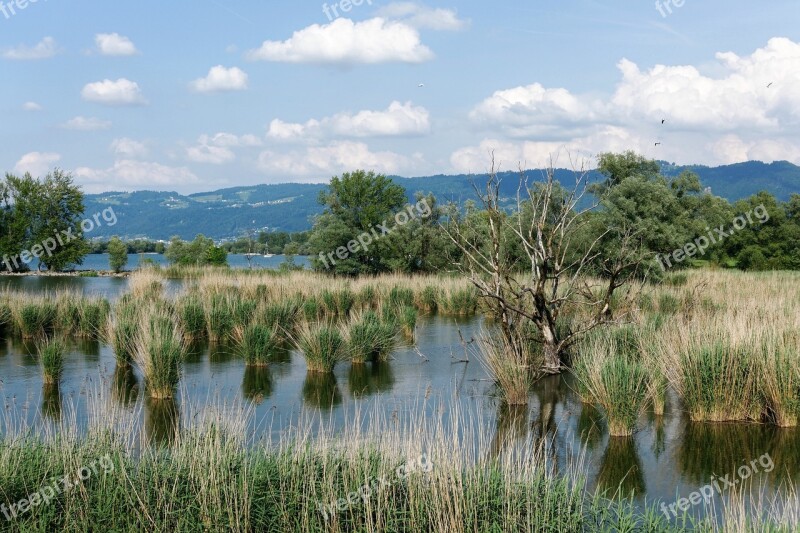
[541,325,562,374]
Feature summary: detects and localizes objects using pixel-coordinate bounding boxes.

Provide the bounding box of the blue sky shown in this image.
[1,0,799,193]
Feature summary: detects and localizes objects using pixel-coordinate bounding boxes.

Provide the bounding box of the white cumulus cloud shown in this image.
[61,116,112,131]
[461,37,800,169]
[186,132,262,164]
[190,66,249,93]
[110,138,148,158]
[257,141,410,179]
[74,160,200,193]
[82,78,147,106]
[2,37,59,60]
[246,18,433,64]
[95,33,139,56]
[377,3,469,31]
[22,102,43,111]
[268,101,430,141]
[13,152,61,177]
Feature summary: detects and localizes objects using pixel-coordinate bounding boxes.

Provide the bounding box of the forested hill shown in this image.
[83,160,800,240]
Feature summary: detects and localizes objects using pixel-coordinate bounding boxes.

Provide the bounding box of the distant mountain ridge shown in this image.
[83,160,800,240]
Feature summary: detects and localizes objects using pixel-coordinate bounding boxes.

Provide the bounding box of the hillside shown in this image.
[83,161,800,240]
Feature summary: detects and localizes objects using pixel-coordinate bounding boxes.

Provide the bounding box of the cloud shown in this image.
[82,78,147,106]
[470,83,603,139]
[245,18,433,64]
[257,141,410,178]
[186,132,262,164]
[376,3,469,31]
[2,37,59,60]
[13,152,61,177]
[463,37,800,168]
[95,33,139,56]
[22,102,43,111]
[190,65,249,93]
[110,138,148,158]
[268,101,430,141]
[60,116,112,131]
[450,127,644,173]
[74,160,200,192]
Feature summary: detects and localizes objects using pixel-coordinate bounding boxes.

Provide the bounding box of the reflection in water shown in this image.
[769,428,800,483]
[302,372,342,409]
[185,340,209,364]
[347,362,395,398]
[677,421,800,486]
[577,404,606,452]
[488,403,529,462]
[210,343,236,368]
[112,366,139,407]
[145,397,180,446]
[41,383,62,421]
[531,375,562,443]
[650,413,667,460]
[242,366,274,404]
[268,346,293,379]
[11,337,37,358]
[677,421,775,485]
[74,339,100,359]
[596,437,645,498]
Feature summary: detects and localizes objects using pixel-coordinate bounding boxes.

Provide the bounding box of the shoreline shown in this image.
[0,271,129,278]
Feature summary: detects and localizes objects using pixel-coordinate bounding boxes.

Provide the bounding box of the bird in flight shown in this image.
[767,82,773,88]
[418,83,425,88]
[661,119,666,124]
[655,142,662,146]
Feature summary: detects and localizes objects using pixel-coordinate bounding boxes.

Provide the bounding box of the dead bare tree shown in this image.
[443,154,648,374]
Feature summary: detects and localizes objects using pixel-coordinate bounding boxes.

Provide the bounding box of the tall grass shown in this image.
[760,330,800,427]
[106,299,139,366]
[573,332,649,437]
[475,329,535,406]
[132,302,186,399]
[233,324,280,367]
[293,321,347,373]
[344,311,397,364]
[37,336,66,385]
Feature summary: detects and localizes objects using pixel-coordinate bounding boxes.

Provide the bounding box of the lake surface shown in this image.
[42,253,310,272]
[0,276,796,525]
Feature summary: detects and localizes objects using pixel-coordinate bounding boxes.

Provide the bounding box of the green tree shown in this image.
[0,170,89,272]
[107,236,128,273]
[165,234,227,266]
[309,170,407,275]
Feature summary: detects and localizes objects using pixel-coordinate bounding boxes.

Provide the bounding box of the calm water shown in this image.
[41,253,310,272]
[0,277,797,524]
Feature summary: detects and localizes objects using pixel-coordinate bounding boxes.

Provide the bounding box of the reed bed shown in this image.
[3,391,798,532]
[131,301,187,399]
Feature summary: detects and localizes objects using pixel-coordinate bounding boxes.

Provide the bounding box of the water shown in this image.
[44,253,310,272]
[0,277,796,524]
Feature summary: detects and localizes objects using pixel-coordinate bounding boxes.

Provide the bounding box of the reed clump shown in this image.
[233,324,280,367]
[294,321,347,373]
[37,336,66,385]
[132,301,186,399]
